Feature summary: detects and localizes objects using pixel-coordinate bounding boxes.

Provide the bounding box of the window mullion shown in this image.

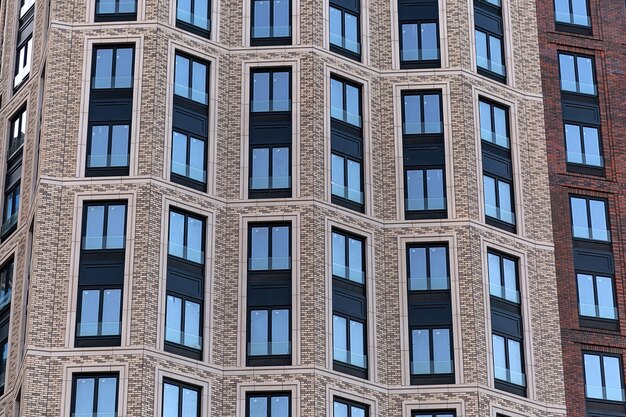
[93,377,100,414]
[186,134,192,177]
[268,226,273,269]
[267,308,273,355]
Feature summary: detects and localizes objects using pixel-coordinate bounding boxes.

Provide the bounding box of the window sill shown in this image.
[410,373,455,385]
[477,67,506,85]
[249,189,292,199]
[246,355,292,367]
[405,210,447,220]
[579,317,620,332]
[94,13,137,22]
[251,37,292,47]
[74,335,121,348]
[485,216,516,234]
[329,44,361,63]
[333,360,368,379]
[332,195,365,214]
[176,20,211,39]
[566,163,605,177]
[171,173,207,192]
[494,379,526,397]
[400,60,441,70]
[164,341,202,361]
[85,167,130,177]
[554,22,593,36]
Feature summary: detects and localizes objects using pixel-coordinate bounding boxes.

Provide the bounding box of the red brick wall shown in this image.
[536,0,626,415]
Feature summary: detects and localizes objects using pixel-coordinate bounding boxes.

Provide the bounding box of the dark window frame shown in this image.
[330,76,363,127]
[162,378,202,417]
[168,208,206,266]
[487,249,520,304]
[8,107,27,159]
[251,0,292,46]
[94,0,137,22]
[408,325,454,378]
[491,330,526,393]
[399,19,440,69]
[563,121,604,176]
[558,51,597,97]
[583,351,626,404]
[329,0,362,61]
[90,45,136,91]
[80,202,128,251]
[331,228,365,283]
[247,223,292,272]
[554,0,592,35]
[406,244,450,292]
[250,68,292,113]
[13,5,34,92]
[176,0,211,38]
[333,397,369,416]
[576,271,618,329]
[474,0,506,83]
[569,195,610,243]
[70,374,119,417]
[479,98,510,149]
[245,392,291,417]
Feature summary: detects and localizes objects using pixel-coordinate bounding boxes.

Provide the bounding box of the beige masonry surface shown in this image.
[0,0,566,415]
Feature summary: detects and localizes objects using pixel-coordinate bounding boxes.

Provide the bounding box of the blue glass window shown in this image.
[252,0,291,42]
[163,380,200,417]
[329,3,360,57]
[555,0,590,27]
[584,353,624,402]
[564,124,602,167]
[559,53,596,95]
[177,0,210,35]
[570,196,609,242]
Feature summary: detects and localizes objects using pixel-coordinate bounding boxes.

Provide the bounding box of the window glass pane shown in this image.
[189,137,206,182]
[604,356,624,401]
[177,0,192,23]
[492,334,507,381]
[272,309,290,354]
[571,0,589,26]
[272,72,290,111]
[187,216,204,263]
[75,378,95,414]
[479,101,492,142]
[329,7,342,47]
[85,205,105,249]
[403,95,421,134]
[110,125,129,167]
[345,84,360,126]
[96,377,117,415]
[347,159,362,203]
[596,276,616,319]
[433,328,451,373]
[250,310,269,355]
[475,30,488,70]
[106,204,126,249]
[175,55,190,98]
[193,0,208,29]
[582,127,601,167]
[89,125,109,168]
[407,170,424,211]
[483,176,497,219]
[271,396,289,417]
[163,383,180,417]
[166,295,182,343]
[423,94,441,133]
[565,124,583,164]
[577,56,595,95]
[498,181,513,224]
[172,132,188,177]
[401,24,418,61]
[577,274,596,317]
[94,49,113,88]
[489,36,504,75]
[274,0,290,37]
[488,253,501,297]
[589,199,608,241]
[332,232,346,278]
[351,406,366,417]
[559,54,576,92]
[253,0,270,38]
[493,106,508,148]
[429,247,448,289]
[507,339,523,386]
[249,397,268,417]
[554,0,570,22]
[426,169,444,209]
[251,148,270,189]
[169,212,186,257]
[184,300,201,348]
[334,401,348,417]
[421,23,438,60]
[570,197,589,239]
[409,247,427,290]
[115,48,133,88]
[191,61,207,104]
[412,329,430,374]
[101,289,122,335]
[79,290,100,336]
[182,388,198,417]
[330,79,344,120]
[253,72,270,112]
[272,147,290,188]
[344,12,359,53]
[272,226,290,269]
[331,154,345,197]
[97,0,115,14]
[348,237,363,282]
[503,258,518,302]
[333,315,347,362]
[349,320,365,367]
[584,354,603,399]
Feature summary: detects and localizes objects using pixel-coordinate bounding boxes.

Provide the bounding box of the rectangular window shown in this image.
[398,0,439,69]
[411,328,452,375]
[8,108,27,158]
[332,230,364,284]
[0,338,7,396]
[70,375,119,417]
[171,53,210,191]
[177,0,210,37]
[479,99,509,149]
[249,69,292,198]
[333,398,368,417]
[246,393,290,417]
[14,2,34,90]
[411,413,455,417]
[487,251,519,303]
[492,334,525,387]
[0,258,13,311]
[165,209,206,360]
[564,123,602,168]
[87,46,134,177]
[330,76,364,212]
[559,52,596,95]
[407,245,448,291]
[0,258,10,397]
[329,0,361,60]
[401,91,446,219]
[577,273,616,320]
[246,222,292,366]
[95,0,137,21]
[554,0,590,29]
[570,196,609,242]
[474,0,506,82]
[584,353,625,402]
[162,379,200,417]
[76,203,126,347]
[251,0,291,46]
[333,314,366,368]
[483,176,514,226]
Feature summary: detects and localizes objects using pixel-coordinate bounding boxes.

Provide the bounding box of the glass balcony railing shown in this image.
[494,366,526,387]
[251,99,291,113]
[485,204,515,225]
[560,80,596,96]
[331,183,363,204]
[406,197,446,212]
[333,347,367,368]
[248,341,291,356]
[403,121,443,135]
[77,321,121,337]
[480,129,509,149]
[411,359,453,375]
[250,176,291,190]
[490,283,520,304]
[555,11,590,27]
[252,25,291,39]
[566,151,603,167]
[401,48,440,62]
[330,107,362,127]
[332,263,364,284]
[579,303,617,320]
[165,328,202,350]
[409,276,449,291]
[249,256,291,271]
[572,226,610,242]
[586,384,625,402]
[477,57,505,76]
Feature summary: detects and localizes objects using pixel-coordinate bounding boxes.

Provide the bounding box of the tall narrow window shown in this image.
[488,250,526,396]
[570,196,609,242]
[247,224,292,366]
[165,209,205,360]
[1,109,26,240]
[162,379,201,417]
[70,375,118,417]
[474,0,506,82]
[246,392,290,417]
[177,0,210,37]
[171,53,210,191]
[329,0,361,60]
[554,0,591,32]
[75,203,126,347]
[14,0,34,90]
[0,258,13,312]
[0,259,11,397]
[332,229,367,378]
[407,244,454,385]
[480,98,515,232]
[251,0,291,46]
[333,398,368,417]
[87,46,134,177]
[398,0,439,69]
[330,77,364,212]
[559,53,596,95]
[584,353,625,402]
[401,91,446,219]
[95,0,137,21]
[249,69,292,198]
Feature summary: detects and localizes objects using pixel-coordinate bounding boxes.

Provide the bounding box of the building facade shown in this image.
[537,1,626,416]
[0,0,568,416]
